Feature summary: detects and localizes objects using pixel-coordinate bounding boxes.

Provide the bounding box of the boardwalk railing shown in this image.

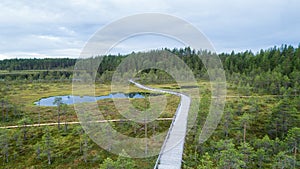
[153,99,182,169]
[129,80,191,169]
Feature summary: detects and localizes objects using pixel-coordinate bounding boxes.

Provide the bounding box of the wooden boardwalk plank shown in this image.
[129,80,191,169]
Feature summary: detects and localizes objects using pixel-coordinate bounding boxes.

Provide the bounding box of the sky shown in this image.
[0,0,299,60]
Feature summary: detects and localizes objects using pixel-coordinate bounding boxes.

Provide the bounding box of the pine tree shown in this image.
[268,98,297,139]
[18,117,31,141]
[197,152,214,169]
[53,97,62,130]
[0,129,9,163]
[42,128,54,165]
[214,139,245,168]
[239,113,253,143]
[238,142,255,168]
[255,148,267,169]
[272,151,294,169]
[285,127,300,168]
[99,157,116,169]
[61,104,68,132]
[115,150,136,169]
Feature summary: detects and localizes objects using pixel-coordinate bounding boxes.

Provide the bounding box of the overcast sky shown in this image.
[0,0,299,60]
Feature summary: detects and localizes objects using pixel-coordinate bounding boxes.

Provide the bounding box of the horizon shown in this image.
[0,43,299,61]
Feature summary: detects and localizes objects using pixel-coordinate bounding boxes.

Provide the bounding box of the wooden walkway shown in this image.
[129,80,191,169]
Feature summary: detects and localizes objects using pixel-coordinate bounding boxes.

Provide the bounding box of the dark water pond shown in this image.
[35,92,147,106]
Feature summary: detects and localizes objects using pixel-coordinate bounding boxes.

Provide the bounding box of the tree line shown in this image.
[0,58,76,71]
[1,45,299,95]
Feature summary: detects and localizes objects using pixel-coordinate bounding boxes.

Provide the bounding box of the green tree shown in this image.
[238,142,255,168]
[218,147,245,169]
[61,104,68,132]
[42,128,54,165]
[99,150,136,169]
[18,116,31,141]
[53,97,62,130]
[99,157,117,169]
[34,142,42,160]
[115,150,136,169]
[255,148,268,169]
[272,151,294,169]
[214,139,245,168]
[14,131,24,156]
[197,152,214,169]
[285,127,300,168]
[239,113,253,143]
[222,109,234,138]
[1,98,8,122]
[0,129,9,163]
[82,133,89,163]
[268,98,297,139]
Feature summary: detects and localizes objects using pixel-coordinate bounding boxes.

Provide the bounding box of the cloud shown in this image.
[108,34,186,55]
[35,35,62,41]
[0,52,50,60]
[58,26,76,36]
[0,54,10,60]
[0,48,82,60]
[0,0,299,59]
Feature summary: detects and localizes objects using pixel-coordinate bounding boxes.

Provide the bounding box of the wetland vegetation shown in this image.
[0,46,299,168]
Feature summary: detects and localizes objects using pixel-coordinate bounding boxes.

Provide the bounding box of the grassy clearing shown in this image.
[1,82,181,125]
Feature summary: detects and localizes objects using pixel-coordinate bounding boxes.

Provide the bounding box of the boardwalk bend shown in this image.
[129,80,191,169]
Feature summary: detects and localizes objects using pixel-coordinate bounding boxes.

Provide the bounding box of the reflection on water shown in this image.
[35,92,150,106]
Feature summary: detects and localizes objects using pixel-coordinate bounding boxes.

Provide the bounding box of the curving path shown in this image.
[0,118,173,129]
[129,80,191,169]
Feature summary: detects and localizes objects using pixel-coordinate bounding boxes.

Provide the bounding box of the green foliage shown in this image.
[184,95,299,168]
[99,157,116,169]
[1,45,300,168]
[268,98,298,139]
[99,150,136,169]
[0,58,76,71]
[272,151,294,169]
[238,142,255,168]
[2,45,300,91]
[0,129,9,163]
[197,152,214,169]
[217,143,245,168]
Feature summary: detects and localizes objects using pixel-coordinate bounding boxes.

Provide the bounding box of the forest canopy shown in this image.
[1,44,300,95]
